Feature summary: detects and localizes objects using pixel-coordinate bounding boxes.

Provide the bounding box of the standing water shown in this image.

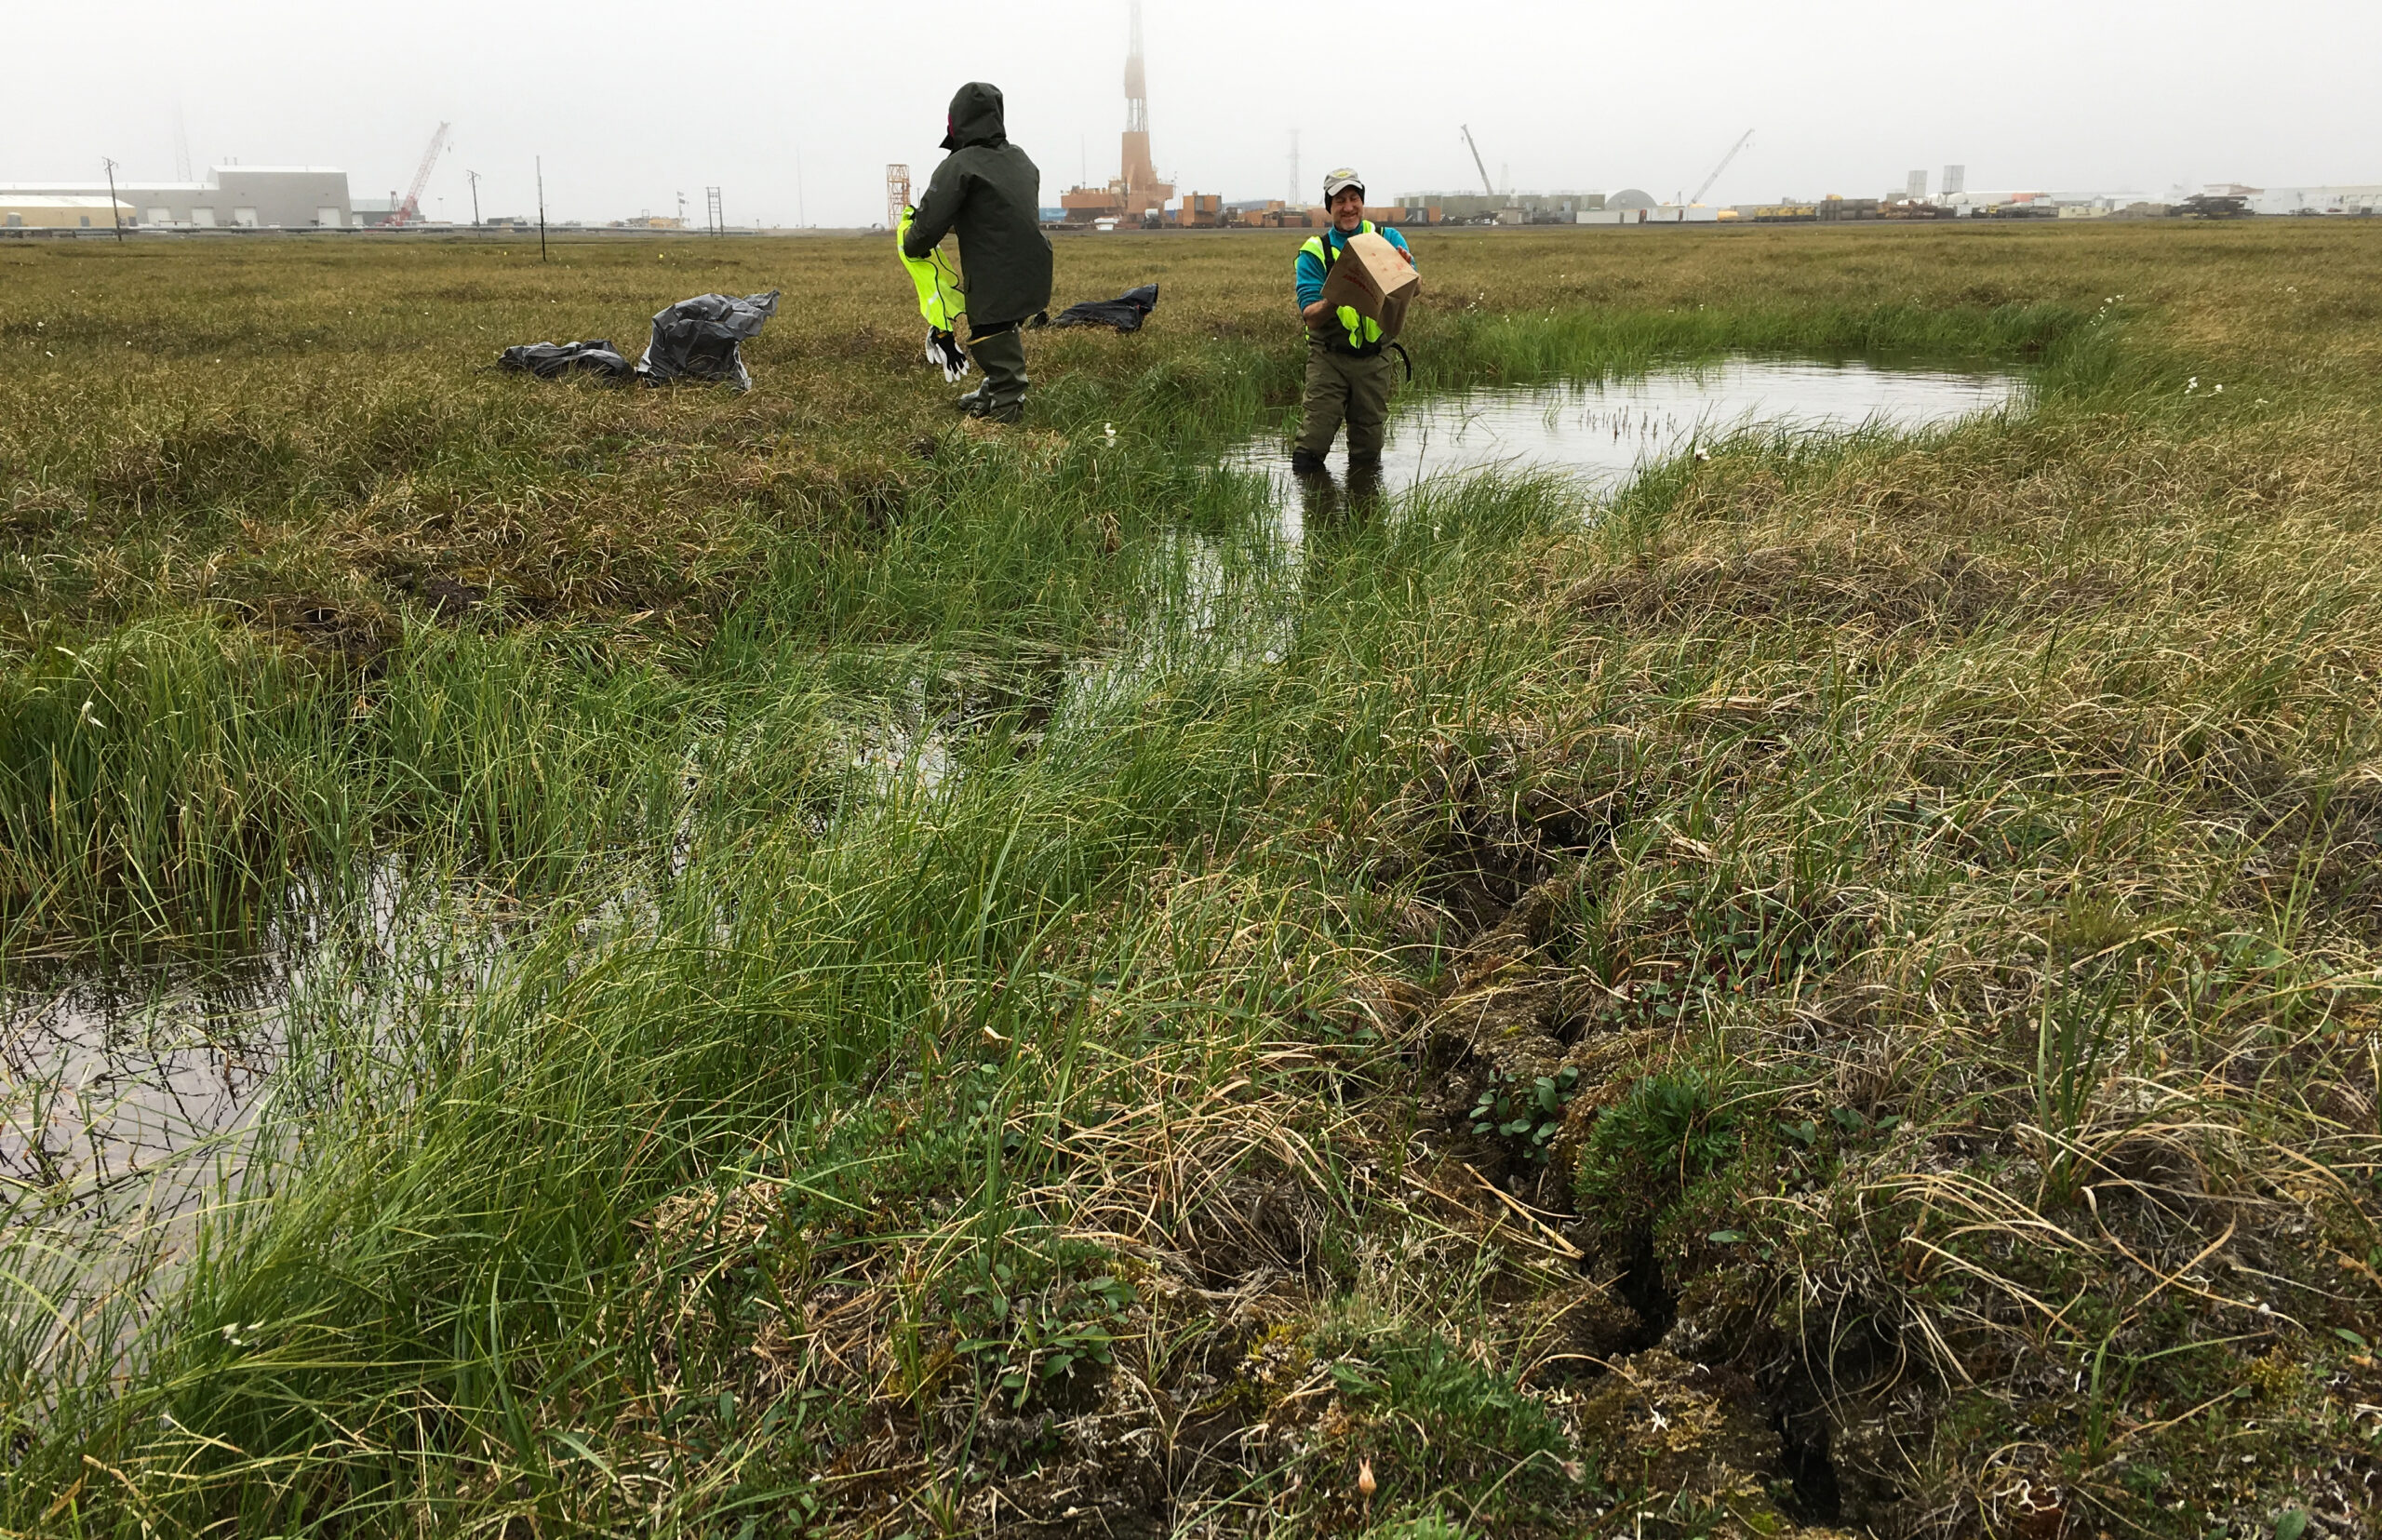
[1228,356,2024,506]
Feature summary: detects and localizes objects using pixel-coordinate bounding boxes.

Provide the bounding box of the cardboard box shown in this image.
[1317,230,1420,341]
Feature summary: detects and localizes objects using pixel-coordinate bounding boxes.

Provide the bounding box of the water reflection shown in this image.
[1232,356,2025,522]
[2,864,516,1238]
[1290,458,1391,531]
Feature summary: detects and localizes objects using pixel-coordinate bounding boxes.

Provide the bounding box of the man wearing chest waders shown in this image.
[903,82,1054,424]
[1291,168,1415,475]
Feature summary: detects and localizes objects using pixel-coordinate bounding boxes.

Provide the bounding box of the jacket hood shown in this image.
[941,82,1008,151]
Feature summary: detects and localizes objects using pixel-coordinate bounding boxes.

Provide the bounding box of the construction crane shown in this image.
[1690,129,1755,207]
[1461,124,1495,198]
[386,122,451,228]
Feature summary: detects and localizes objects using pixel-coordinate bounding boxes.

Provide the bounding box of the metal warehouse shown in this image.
[0,167,354,229]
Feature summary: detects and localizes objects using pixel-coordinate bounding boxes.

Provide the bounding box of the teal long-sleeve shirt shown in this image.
[1294,223,1413,309]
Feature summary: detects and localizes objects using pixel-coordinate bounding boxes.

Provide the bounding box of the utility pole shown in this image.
[464,168,482,227]
[536,156,547,262]
[102,157,124,242]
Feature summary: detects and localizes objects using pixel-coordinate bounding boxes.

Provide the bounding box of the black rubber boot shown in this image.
[963,395,1023,424]
[953,383,989,412]
[1289,448,1329,475]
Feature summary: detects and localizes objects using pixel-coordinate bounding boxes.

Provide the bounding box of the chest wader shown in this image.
[1296,224,1406,466]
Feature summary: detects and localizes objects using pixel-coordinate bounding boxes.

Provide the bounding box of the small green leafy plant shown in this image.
[1471,1065,1583,1162]
[957,1267,1133,1409]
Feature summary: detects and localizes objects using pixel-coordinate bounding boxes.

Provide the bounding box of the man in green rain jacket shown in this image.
[903,82,1054,423]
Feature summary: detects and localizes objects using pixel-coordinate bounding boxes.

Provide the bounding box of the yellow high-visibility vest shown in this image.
[897,208,965,330]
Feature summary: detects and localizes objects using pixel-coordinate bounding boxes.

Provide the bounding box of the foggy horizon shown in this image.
[7,0,2376,226]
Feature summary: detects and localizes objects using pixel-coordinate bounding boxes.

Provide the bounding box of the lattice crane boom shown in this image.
[390,122,451,227]
[1461,124,1494,198]
[1691,129,1754,207]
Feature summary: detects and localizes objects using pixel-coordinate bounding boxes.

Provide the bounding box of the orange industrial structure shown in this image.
[1165,193,1221,227]
[1052,4,1444,232]
[1059,4,1173,225]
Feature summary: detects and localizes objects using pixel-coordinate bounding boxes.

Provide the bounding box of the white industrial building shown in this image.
[1398,191,1621,223]
[1581,191,1714,224]
[2245,185,2382,217]
[0,167,356,229]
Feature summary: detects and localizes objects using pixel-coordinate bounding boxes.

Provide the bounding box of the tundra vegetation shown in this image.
[2,223,2378,1538]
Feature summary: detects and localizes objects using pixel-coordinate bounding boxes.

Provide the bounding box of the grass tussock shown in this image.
[3,221,2380,1538]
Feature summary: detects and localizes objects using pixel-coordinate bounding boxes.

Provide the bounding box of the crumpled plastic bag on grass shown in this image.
[635,289,782,391]
[496,339,633,381]
[1050,284,1158,333]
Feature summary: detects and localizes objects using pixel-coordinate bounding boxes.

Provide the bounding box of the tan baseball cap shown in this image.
[1322,168,1365,201]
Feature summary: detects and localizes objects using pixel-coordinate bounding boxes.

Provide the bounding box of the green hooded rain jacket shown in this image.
[903,82,1053,329]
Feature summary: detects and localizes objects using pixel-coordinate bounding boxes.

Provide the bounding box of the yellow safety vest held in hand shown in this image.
[1301,221,1385,356]
[897,207,966,331]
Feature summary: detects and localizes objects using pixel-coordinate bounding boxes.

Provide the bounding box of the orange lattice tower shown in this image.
[1059,3,1174,224]
[1121,4,1159,200]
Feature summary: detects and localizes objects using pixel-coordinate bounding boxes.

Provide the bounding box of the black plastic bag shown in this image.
[1050,284,1158,332]
[635,290,781,391]
[496,339,632,381]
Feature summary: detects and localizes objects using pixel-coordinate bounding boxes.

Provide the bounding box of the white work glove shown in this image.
[925,327,970,383]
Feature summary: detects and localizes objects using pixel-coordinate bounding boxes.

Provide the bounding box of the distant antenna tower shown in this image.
[704,185,723,235]
[886,163,911,228]
[172,104,194,182]
[1288,128,1300,205]
[1943,163,1967,196]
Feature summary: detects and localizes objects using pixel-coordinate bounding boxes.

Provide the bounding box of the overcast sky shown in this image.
[6,0,2376,224]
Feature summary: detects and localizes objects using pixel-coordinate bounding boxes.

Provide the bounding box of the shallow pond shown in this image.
[1227,356,2025,514]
